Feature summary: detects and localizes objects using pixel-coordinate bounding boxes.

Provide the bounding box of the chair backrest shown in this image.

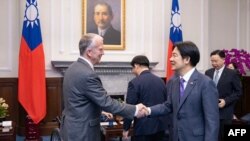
[241,113,250,124]
[50,128,62,141]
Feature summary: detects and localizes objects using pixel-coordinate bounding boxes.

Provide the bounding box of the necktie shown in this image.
[100,31,104,37]
[214,70,219,85]
[180,78,185,97]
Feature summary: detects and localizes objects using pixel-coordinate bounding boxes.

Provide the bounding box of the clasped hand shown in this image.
[218,99,226,108]
[136,103,149,118]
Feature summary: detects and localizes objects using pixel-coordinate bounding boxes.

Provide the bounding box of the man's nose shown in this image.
[99,14,105,19]
[169,56,173,61]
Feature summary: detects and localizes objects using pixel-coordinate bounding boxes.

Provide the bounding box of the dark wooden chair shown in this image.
[50,116,62,141]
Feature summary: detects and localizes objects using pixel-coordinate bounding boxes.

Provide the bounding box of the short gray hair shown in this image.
[79,33,102,55]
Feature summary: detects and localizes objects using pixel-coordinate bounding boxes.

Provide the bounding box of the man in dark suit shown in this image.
[143,41,220,141]
[122,55,169,141]
[88,2,121,45]
[205,50,242,140]
[60,33,146,141]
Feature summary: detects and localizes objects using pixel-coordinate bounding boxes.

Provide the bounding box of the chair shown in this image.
[50,116,62,141]
[240,113,250,124]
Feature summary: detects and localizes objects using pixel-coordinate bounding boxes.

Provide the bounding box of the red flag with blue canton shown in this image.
[18,0,46,124]
[166,0,183,81]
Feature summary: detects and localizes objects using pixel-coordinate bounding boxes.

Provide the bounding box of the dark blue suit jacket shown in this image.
[205,67,242,119]
[123,70,168,136]
[150,69,219,141]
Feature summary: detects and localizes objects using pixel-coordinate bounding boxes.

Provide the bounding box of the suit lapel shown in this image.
[209,69,215,79]
[177,70,198,112]
[217,68,226,87]
[172,78,180,108]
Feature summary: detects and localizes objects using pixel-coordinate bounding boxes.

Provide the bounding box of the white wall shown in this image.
[0,0,250,77]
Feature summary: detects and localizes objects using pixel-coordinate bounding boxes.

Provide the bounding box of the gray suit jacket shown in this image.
[60,58,136,141]
[150,69,219,141]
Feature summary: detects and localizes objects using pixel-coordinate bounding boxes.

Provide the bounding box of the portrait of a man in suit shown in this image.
[86,0,121,45]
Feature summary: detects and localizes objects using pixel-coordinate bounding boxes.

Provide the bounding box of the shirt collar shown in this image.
[180,68,196,82]
[216,65,225,73]
[98,26,110,36]
[79,56,94,70]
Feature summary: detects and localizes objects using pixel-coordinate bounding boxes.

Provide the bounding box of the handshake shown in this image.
[135,103,150,118]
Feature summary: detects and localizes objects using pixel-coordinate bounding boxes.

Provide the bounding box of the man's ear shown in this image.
[134,64,142,70]
[184,57,190,65]
[86,48,92,57]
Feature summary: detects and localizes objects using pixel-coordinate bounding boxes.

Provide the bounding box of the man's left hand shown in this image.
[218,99,226,108]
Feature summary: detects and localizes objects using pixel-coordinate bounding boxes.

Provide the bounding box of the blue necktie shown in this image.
[180,78,185,97]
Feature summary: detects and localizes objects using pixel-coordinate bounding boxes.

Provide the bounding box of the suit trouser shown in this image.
[132,131,166,141]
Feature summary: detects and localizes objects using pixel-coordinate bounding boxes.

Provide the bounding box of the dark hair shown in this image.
[231,62,238,69]
[173,41,200,67]
[210,50,226,58]
[130,55,150,68]
[230,62,238,69]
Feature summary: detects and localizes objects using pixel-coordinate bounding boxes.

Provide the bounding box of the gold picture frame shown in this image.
[82,0,125,50]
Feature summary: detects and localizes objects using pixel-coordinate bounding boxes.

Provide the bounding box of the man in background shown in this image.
[88,2,121,45]
[123,55,169,141]
[205,50,242,141]
[60,33,145,141]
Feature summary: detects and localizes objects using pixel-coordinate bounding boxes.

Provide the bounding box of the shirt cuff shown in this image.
[134,105,139,116]
[147,107,151,115]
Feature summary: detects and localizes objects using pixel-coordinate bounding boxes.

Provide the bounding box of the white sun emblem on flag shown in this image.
[24,0,39,28]
[170,7,182,33]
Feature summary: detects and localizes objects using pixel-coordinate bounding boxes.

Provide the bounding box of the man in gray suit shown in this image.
[60,33,145,141]
[143,41,220,141]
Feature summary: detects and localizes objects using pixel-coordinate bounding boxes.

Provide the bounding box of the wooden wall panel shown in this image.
[0,77,63,136]
[0,78,18,123]
[0,76,250,135]
[235,76,250,118]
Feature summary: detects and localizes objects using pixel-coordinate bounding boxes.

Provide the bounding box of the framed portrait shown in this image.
[82,0,125,50]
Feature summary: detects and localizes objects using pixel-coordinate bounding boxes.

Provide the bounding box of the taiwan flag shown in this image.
[166,0,183,81]
[18,0,46,124]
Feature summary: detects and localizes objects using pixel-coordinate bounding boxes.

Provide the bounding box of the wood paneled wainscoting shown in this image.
[0,77,63,136]
[0,76,250,136]
[234,76,250,118]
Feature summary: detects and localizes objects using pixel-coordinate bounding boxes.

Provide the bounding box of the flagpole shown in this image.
[19,0,46,140]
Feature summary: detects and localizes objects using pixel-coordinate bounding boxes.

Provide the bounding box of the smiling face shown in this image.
[87,36,104,65]
[170,47,189,75]
[94,4,113,30]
